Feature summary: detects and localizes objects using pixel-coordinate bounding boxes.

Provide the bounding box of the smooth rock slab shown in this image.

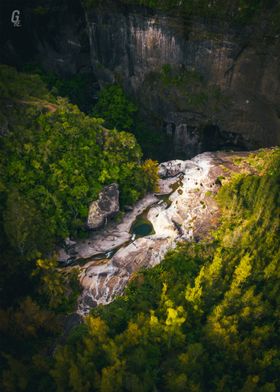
[58,193,159,263]
[77,236,174,315]
[73,151,253,315]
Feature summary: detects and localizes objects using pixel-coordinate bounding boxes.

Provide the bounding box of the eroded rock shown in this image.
[67,151,255,316]
[159,160,188,178]
[57,193,158,264]
[87,183,119,230]
[77,236,174,314]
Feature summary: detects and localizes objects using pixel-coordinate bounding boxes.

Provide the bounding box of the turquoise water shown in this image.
[130,210,155,238]
[131,221,154,237]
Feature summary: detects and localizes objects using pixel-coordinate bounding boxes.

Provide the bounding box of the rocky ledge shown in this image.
[62,151,253,315]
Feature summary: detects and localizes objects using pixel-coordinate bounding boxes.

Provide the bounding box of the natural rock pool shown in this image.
[130,209,155,238]
[59,152,251,315]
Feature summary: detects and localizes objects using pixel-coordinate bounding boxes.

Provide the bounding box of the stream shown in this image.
[59,152,232,315]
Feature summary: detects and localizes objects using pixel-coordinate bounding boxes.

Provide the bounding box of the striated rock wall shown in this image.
[85,1,280,157]
[87,9,235,88]
[1,0,280,157]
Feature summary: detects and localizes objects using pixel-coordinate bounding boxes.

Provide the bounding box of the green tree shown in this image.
[92,85,137,131]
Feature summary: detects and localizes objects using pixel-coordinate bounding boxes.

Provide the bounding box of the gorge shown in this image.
[1,1,280,391]
[61,150,254,315]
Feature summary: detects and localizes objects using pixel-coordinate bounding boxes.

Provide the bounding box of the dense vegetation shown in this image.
[84,0,280,27]
[22,65,97,113]
[0,64,279,391]
[92,85,137,131]
[47,148,279,391]
[92,84,172,160]
[2,142,278,390]
[0,65,158,391]
[0,65,157,257]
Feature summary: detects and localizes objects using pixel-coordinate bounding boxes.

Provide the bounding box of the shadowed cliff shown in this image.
[1,0,280,158]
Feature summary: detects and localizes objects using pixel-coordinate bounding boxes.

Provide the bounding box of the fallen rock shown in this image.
[65,237,76,248]
[158,160,198,178]
[87,183,119,230]
[124,205,133,212]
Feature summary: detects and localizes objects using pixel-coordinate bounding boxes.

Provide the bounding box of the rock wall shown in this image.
[1,0,280,158]
[85,1,280,157]
[0,0,91,75]
[87,6,235,88]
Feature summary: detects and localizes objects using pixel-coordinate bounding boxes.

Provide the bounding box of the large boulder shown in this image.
[158,160,198,178]
[87,183,119,230]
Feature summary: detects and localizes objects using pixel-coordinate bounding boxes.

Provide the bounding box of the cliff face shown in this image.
[0,0,91,76]
[86,2,280,157]
[87,6,235,89]
[1,0,280,158]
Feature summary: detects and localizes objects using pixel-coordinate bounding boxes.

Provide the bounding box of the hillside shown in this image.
[47,147,280,392]
[0,66,158,391]
[0,1,280,390]
[0,66,279,390]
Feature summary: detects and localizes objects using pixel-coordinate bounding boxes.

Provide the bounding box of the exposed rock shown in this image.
[75,150,256,315]
[2,1,280,156]
[77,236,173,314]
[87,183,119,230]
[159,160,197,178]
[58,249,74,266]
[164,114,251,159]
[78,259,127,313]
[157,174,182,195]
[57,193,158,263]
[0,0,91,76]
[86,3,280,157]
[124,205,133,212]
[112,237,171,272]
[59,238,78,265]
[65,237,76,248]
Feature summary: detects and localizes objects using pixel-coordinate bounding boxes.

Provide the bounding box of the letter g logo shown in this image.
[11,10,21,27]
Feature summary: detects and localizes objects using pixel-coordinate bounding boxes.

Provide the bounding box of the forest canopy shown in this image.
[50,147,280,392]
[0,65,158,391]
[83,0,280,26]
[0,65,279,391]
[0,65,158,259]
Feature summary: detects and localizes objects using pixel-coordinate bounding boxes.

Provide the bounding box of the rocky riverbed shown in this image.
[60,151,251,315]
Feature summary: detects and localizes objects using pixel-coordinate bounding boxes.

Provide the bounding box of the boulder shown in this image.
[64,237,76,249]
[87,183,119,230]
[158,160,188,178]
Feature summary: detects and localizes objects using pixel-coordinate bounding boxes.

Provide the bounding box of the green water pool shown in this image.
[130,213,155,238]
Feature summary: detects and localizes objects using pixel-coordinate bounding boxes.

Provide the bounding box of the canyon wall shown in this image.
[85,1,280,157]
[1,0,280,158]
[0,0,91,75]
